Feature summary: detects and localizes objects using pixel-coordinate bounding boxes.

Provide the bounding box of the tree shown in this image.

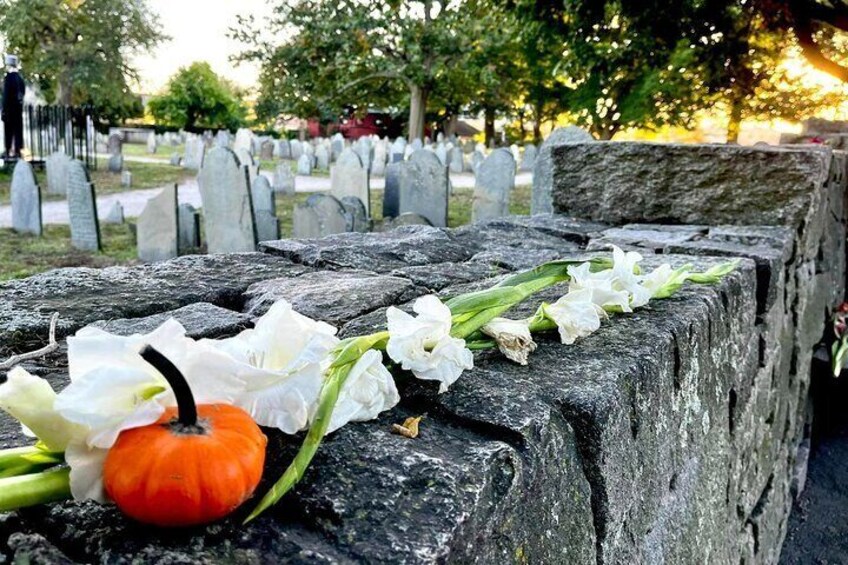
[233,0,489,141]
[147,63,248,131]
[0,0,165,121]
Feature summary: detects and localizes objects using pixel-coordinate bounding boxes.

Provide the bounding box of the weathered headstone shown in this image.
[251,176,280,242]
[435,143,448,167]
[45,152,70,195]
[448,146,464,174]
[260,140,275,161]
[146,131,158,154]
[520,143,537,171]
[121,171,132,188]
[102,201,124,224]
[331,134,345,161]
[234,128,253,155]
[398,150,449,227]
[403,144,414,160]
[531,126,594,214]
[274,139,291,159]
[382,212,433,230]
[273,163,296,195]
[107,154,123,173]
[390,137,406,163]
[297,153,313,176]
[66,160,101,251]
[315,144,330,170]
[215,130,231,148]
[410,138,423,151]
[472,148,515,222]
[177,203,201,252]
[382,162,401,218]
[290,139,303,161]
[137,184,178,263]
[509,144,520,165]
[10,159,42,236]
[292,193,349,238]
[183,136,205,171]
[341,195,369,233]
[170,153,182,166]
[330,148,370,214]
[198,147,257,253]
[107,133,122,155]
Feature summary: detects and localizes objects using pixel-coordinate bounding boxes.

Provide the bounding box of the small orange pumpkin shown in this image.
[103,345,267,527]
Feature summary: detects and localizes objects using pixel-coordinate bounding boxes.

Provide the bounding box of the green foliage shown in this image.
[147,62,248,130]
[0,0,165,122]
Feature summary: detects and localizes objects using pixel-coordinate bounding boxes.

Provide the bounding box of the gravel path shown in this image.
[0,170,532,226]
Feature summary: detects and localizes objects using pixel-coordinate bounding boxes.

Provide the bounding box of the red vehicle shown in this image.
[308,108,402,139]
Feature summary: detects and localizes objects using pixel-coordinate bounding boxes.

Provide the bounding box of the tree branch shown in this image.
[794,17,848,82]
[0,314,60,371]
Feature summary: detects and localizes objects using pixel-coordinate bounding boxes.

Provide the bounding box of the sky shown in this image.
[132,0,274,94]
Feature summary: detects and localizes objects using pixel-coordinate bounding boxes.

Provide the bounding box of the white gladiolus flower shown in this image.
[543,288,606,345]
[0,367,85,452]
[386,295,474,393]
[64,441,110,503]
[567,262,631,312]
[57,319,244,450]
[323,349,400,434]
[610,246,652,308]
[200,300,340,434]
[481,317,537,365]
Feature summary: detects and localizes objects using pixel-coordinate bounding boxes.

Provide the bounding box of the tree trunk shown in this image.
[726,96,743,144]
[484,106,496,147]
[532,101,543,143]
[444,113,458,138]
[408,84,428,142]
[56,70,73,106]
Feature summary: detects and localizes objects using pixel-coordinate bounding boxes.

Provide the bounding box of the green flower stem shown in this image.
[0,467,71,513]
[0,446,64,479]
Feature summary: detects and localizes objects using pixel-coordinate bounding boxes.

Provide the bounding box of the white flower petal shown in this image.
[235,363,323,434]
[325,350,399,433]
[65,440,110,503]
[545,289,605,345]
[0,368,85,451]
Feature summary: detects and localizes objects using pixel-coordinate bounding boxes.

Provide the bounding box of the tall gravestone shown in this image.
[198,147,257,253]
[531,126,594,214]
[66,160,101,251]
[183,136,205,171]
[178,203,201,252]
[520,144,537,171]
[11,159,42,236]
[107,133,122,155]
[448,146,464,174]
[146,131,158,154]
[435,143,448,167]
[341,196,369,233]
[234,128,253,155]
[371,140,388,176]
[259,140,275,161]
[290,139,303,161]
[251,176,280,242]
[274,139,291,160]
[137,184,178,263]
[315,144,330,170]
[273,163,295,195]
[410,138,423,151]
[331,134,345,161]
[399,150,449,227]
[297,153,313,176]
[45,152,70,195]
[107,154,123,173]
[330,148,370,215]
[390,137,406,163]
[382,162,402,218]
[472,149,515,222]
[293,193,349,238]
[354,137,373,172]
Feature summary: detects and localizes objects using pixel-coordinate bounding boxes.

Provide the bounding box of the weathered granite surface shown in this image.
[0,142,843,564]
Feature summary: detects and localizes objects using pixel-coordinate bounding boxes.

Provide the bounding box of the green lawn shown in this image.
[0,158,193,205]
[121,142,184,161]
[0,223,137,281]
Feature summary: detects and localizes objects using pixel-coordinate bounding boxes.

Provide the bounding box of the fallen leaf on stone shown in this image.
[391,416,423,439]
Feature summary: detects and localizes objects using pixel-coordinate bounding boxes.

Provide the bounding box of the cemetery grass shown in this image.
[0,223,137,281]
[121,143,185,161]
[0,160,194,205]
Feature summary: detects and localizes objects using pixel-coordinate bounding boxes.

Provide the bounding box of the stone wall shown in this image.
[0,143,843,564]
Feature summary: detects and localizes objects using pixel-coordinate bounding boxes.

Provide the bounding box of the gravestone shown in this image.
[297,153,313,176]
[273,163,295,194]
[531,126,594,214]
[448,146,464,174]
[290,139,303,161]
[107,154,123,173]
[331,134,345,161]
[315,144,330,170]
[45,152,70,195]
[390,137,406,163]
[399,150,449,227]
[382,162,401,218]
[472,148,515,222]
[435,143,448,167]
[183,136,205,171]
[371,140,388,176]
[121,171,132,188]
[509,144,520,165]
[354,137,373,172]
[260,140,275,161]
[382,212,433,230]
[102,201,124,224]
[274,139,291,159]
[215,130,231,148]
[177,203,201,252]
[330,148,370,214]
[146,131,158,154]
[234,128,253,155]
[169,153,181,166]
[403,144,414,160]
[410,138,423,151]
[107,133,122,155]
[251,176,280,242]
[137,184,178,263]
[198,147,257,253]
[10,159,42,236]
[292,193,349,238]
[520,143,537,171]
[341,195,369,233]
[66,160,101,251]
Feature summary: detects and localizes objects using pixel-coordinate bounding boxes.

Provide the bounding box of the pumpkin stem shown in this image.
[139,345,198,427]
